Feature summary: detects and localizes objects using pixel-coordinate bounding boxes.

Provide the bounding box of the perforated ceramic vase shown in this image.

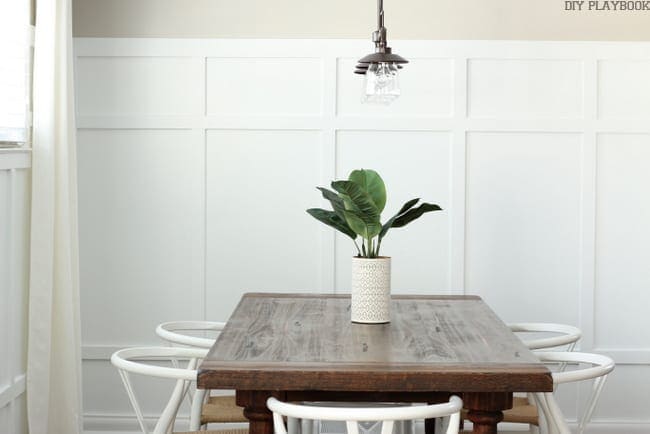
[351,256,391,324]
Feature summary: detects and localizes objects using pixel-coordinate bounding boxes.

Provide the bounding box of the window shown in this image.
[0,1,32,147]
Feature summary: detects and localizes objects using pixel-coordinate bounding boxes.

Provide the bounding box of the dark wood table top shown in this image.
[198,293,553,393]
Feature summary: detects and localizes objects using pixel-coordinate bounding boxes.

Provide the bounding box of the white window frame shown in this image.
[0,4,34,149]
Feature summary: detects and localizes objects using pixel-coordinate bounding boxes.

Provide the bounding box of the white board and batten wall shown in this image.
[74,39,650,433]
[0,150,30,434]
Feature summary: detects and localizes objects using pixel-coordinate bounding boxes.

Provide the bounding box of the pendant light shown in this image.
[355,0,408,105]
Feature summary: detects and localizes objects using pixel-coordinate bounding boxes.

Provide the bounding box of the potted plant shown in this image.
[307,169,442,323]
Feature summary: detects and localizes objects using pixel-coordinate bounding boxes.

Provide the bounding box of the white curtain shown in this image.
[27,0,83,433]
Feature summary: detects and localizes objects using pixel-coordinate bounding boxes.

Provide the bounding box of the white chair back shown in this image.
[155,321,229,429]
[533,351,615,434]
[267,396,463,434]
[111,346,208,434]
[508,323,582,351]
[156,320,225,349]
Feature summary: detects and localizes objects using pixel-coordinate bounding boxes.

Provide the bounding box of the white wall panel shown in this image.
[83,360,192,423]
[76,57,204,116]
[595,134,650,349]
[77,130,204,345]
[466,132,582,324]
[206,58,323,116]
[205,130,323,320]
[598,60,650,119]
[586,365,650,422]
[74,39,650,433]
[468,59,584,119]
[336,58,455,117]
[334,130,451,293]
[0,162,30,434]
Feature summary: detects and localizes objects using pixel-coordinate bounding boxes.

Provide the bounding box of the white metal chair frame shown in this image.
[267,396,463,434]
[156,321,232,430]
[508,323,582,351]
[111,346,209,434]
[156,321,226,349]
[532,351,615,434]
[488,323,583,434]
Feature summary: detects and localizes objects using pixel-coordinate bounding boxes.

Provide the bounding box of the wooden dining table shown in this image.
[197,293,552,434]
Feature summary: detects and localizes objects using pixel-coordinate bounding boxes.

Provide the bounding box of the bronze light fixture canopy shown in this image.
[355,0,408,104]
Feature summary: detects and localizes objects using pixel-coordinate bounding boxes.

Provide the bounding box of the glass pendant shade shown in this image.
[356,1,407,105]
[362,62,400,105]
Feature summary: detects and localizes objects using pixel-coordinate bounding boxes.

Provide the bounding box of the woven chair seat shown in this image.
[502,396,539,425]
[176,429,249,434]
[201,395,248,424]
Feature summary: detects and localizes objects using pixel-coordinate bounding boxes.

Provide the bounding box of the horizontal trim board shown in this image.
[0,374,26,408]
[75,116,650,133]
[0,150,31,170]
[74,38,650,59]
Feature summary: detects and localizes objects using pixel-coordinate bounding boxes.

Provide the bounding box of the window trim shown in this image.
[0,20,34,149]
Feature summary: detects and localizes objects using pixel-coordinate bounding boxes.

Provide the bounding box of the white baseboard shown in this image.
[83,413,248,433]
[467,421,650,433]
[85,414,650,434]
[578,422,650,433]
[83,413,189,433]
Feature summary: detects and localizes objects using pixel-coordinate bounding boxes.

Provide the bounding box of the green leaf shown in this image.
[392,202,442,228]
[317,187,347,220]
[331,180,382,240]
[348,169,387,213]
[331,180,380,224]
[306,208,357,240]
[378,198,421,242]
[343,210,382,239]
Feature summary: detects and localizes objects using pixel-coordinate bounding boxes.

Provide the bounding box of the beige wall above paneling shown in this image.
[73,0,650,41]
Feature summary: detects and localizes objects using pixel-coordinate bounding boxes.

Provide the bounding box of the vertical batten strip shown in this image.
[7,168,16,430]
[321,56,337,293]
[200,126,208,323]
[0,169,11,407]
[201,54,209,322]
[580,58,599,353]
[577,56,599,425]
[451,56,468,295]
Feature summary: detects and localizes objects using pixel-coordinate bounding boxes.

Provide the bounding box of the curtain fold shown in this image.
[27,0,83,433]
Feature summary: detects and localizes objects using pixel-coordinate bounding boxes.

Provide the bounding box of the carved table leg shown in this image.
[463,392,512,434]
[466,410,503,434]
[237,390,282,434]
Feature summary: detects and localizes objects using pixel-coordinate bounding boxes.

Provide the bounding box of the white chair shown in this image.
[267,396,463,434]
[111,346,248,434]
[498,323,582,431]
[532,352,614,434]
[155,321,248,430]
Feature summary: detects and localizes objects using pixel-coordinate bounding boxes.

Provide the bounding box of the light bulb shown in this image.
[362,62,400,105]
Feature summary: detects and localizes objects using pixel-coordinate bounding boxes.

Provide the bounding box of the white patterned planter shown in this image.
[351,256,391,324]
